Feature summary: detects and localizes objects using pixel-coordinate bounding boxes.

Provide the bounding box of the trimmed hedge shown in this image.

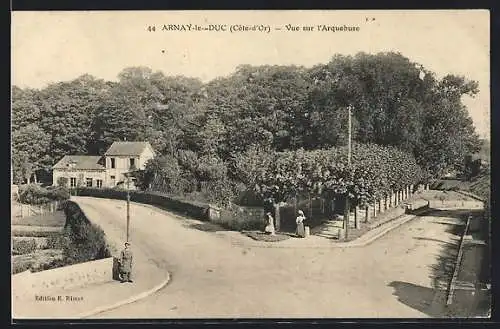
[76,187,210,221]
[11,230,62,238]
[63,201,111,264]
[12,239,38,255]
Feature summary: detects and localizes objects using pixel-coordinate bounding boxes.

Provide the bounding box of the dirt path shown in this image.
[73,197,480,318]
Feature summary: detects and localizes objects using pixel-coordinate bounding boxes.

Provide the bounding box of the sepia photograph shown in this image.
[11,10,490,320]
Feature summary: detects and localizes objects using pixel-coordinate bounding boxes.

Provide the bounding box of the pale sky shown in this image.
[11,10,490,138]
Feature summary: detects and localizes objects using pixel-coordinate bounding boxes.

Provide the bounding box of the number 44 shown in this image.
[147,26,156,32]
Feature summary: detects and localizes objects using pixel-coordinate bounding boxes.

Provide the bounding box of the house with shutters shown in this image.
[52,141,155,189]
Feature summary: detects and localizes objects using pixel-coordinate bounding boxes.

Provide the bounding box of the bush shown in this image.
[11,249,64,274]
[12,259,33,274]
[56,177,68,187]
[12,239,38,255]
[46,186,70,201]
[31,257,68,272]
[45,234,67,249]
[18,184,69,205]
[63,201,111,264]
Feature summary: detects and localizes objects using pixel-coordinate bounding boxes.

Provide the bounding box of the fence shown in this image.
[15,200,65,218]
[277,184,422,233]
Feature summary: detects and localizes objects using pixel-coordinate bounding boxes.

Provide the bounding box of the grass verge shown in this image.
[243,231,291,242]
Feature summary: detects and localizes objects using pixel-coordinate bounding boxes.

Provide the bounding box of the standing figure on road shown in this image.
[119,242,133,283]
[296,210,306,238]
[264,212,275,236]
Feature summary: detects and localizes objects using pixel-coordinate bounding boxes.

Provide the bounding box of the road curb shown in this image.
[342,211,430,248]
[77,271,171,318]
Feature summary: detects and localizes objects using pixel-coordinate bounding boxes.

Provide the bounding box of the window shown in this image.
[96,179,103,188]
[110,175,116,185]
[129,158,136,169]
[70,177,77,187]
[86,178,93,187]
[110,158,116,169]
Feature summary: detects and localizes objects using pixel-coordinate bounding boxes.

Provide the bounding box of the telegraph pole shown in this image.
[344,104,353,240]
[126,175,130,242]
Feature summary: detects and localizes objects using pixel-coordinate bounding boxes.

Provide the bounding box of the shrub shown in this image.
[56,177,68,187]
[31,257,68,272]
[11,249,64,274]
[45,186,70,201]
[45,234,67,249]
[62,201,111,265]
[18,184,70,205]
[12,259,33,274]
[12,239,38,255]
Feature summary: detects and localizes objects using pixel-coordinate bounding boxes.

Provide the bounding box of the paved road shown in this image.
[74,197,480,318]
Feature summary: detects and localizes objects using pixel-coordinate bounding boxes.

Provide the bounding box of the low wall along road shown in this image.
[12,257,114,299]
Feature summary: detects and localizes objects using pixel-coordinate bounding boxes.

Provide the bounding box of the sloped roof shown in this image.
[53,155,105,170]
[104,141,153,156]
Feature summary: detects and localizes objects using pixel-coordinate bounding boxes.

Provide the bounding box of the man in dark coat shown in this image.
[119,242,133,283]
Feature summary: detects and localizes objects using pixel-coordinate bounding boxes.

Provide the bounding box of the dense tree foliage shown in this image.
[12,52,482,208]
[251,143,423,208]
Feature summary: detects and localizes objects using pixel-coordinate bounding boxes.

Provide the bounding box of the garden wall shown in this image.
[213,205,266,231]
[12,257,113,298]
[76,188,210,221]
[76,188,269,231]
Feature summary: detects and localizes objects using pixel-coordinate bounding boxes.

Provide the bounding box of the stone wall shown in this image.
[12,257,113,298]
[213,205,266,231]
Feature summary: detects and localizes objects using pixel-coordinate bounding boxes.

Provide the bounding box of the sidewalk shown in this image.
[12,259,169,319]
[12,198,171,320]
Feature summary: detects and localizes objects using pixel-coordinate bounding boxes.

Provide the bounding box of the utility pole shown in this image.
[126,175,130,242]
[344,104,353,240]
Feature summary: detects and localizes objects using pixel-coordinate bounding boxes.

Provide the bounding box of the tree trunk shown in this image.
[344,197,350,239]
[309,194,313,219]
[354,205,360,229]
[274,203,281,232]
[365,206,370,223]
[293,196,297,218]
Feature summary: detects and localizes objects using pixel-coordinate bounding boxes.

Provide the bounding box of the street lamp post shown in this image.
[125,173,131,243]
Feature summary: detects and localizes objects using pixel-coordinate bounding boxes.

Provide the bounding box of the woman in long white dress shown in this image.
[296,210,306,238]
[264,212,275,235]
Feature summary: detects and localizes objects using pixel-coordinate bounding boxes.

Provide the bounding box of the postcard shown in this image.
[11,10,490,320]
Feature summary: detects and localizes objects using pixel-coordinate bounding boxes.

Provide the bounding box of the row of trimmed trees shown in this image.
[233,143,428,233]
